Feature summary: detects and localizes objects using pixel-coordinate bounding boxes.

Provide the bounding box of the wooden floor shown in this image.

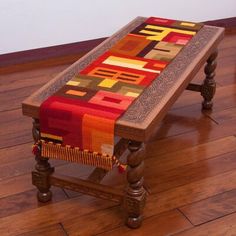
[0,32,236,236]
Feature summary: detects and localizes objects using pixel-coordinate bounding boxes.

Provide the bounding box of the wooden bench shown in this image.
[22,16,224,228]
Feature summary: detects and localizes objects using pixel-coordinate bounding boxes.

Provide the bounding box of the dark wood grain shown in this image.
[173,212,236,236]
[0,187,67,219]
[179,189,236,226]
[64,209,192,236]
[18,223,67,236]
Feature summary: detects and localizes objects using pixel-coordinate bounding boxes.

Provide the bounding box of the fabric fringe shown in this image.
[39,140,116,171]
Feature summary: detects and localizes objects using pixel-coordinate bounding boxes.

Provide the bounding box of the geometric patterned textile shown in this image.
[39,17,203,170]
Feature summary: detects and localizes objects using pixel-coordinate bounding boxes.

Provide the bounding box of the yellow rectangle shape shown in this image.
[103,56,160,73]
[98,78,117,88]
[41,132,63,141]
[145,25,196,35]
[106,56,145,66]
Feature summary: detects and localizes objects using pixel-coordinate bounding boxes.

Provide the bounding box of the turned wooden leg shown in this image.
[32,119,54,203]
[124,140,146,228]
[201,49,218,109]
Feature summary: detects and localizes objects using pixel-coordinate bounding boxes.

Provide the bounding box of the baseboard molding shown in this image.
[0,17,235,75]
[0,37,107,74]
[204,17,236,34]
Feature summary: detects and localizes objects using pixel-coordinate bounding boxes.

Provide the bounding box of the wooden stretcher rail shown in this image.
[50,174,124,203]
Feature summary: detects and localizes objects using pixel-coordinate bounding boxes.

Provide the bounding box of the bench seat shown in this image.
[22,16,224,229]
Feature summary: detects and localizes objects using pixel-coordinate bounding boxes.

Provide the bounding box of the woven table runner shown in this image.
[37,17,203,170]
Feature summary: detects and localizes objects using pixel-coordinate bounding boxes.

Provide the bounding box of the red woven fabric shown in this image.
[39,17,203,162]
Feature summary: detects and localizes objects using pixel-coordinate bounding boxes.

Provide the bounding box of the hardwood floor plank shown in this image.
[144,150,236,194]
[214,73,236,86]
[0,109,32,148]
[0,156,68,181]
[147,136,236,169]
[173,211,236,236]
[0,65,69,112]
[218,45,236,58]
[218,34,236,49]
[0,85,45,112]
[0,62,71,95]
[63,209,192,236]
[0,142,32,165]
[17,223,67,236]
[179,189,236,226]
[0,195,116,236]
[149,104,215,140]
[0,74,52,93]
[0,64,68,85]
[0,174,33,199]
[96,210,192,236]
[208,107,236,124]
[0,158,35,181]
[145,169,236,217]
[148,118,236,154]
[0,187,67,219]
[62,206,124,236]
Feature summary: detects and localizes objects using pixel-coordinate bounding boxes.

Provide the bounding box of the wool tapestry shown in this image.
[38,17,203,170]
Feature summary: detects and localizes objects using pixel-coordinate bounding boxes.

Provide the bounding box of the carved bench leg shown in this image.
[124,141,146,228]
[201,49,218,109]
[32,119,54,203]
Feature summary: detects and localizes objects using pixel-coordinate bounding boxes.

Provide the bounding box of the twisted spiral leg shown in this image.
[124,140,147,228]
[201,49,218,109]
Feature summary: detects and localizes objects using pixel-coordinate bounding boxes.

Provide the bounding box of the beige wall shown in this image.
[1,0,235,54]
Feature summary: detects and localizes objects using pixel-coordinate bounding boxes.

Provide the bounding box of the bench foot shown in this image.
[126,216,143,229]
[124,141,147,229]
[32,157,54,203]
[201,50,218,110]
[37,190,52,203]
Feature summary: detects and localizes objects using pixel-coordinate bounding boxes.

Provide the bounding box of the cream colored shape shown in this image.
[103,56,160,73]
[126,91,139,97]
[66,80,80,86]
[101,144,114,156]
